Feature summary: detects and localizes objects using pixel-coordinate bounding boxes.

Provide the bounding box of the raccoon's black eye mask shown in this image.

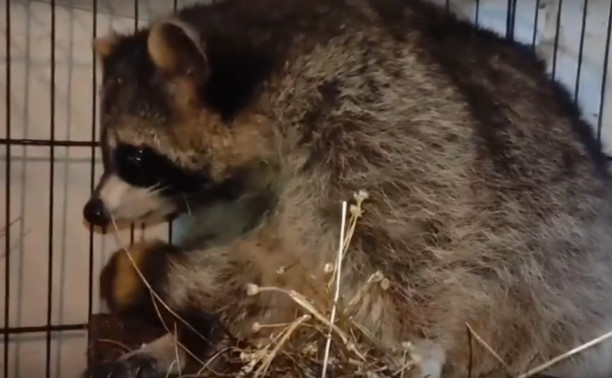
[113,143,209,195]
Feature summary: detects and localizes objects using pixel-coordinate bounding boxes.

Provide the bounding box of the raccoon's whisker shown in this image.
[182,194,193,216]
[148,183,168,194]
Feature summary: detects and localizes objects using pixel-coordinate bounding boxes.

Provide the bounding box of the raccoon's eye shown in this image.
[114,144,158,188]
[125,147,145,168]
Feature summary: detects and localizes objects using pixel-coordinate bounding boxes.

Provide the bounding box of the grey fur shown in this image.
[87,0,612,377]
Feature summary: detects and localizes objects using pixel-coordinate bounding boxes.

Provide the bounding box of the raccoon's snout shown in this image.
[83,197,111,227]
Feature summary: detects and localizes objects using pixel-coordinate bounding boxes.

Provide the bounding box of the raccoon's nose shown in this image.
[83,198,111,227]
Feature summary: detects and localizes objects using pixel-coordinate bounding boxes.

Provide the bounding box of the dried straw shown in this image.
[109,188,612,377]
[107,190,422,377]
[103,187,612,377]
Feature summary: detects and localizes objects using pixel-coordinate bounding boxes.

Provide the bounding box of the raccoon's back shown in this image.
[287,0,611,196]
[262,0,612,288]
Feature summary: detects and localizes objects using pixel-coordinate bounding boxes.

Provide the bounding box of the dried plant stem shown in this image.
[173,323,182,377]
[396,344,417,378]
[103,190,401,377]
[109,217,211,370]
[327,192,368,291]
[516,329,612,378]
[343,271,385,317]
[165,360,177,378]
[465,323,509,372]
[94,338,132,353]
[321,200,349,378]
[196,346,233,375]
[148,290,209,369]
[253,314,312,377]
[251,285,366,361]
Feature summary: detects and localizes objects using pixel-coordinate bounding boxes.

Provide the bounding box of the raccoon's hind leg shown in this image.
[88,240,251,378]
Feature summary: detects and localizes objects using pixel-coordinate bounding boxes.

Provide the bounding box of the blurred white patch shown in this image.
[98,174,176,223]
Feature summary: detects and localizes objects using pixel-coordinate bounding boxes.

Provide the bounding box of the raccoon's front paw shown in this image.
[87,352,165,378]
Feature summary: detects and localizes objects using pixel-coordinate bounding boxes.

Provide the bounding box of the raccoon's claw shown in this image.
[87,353,166,378]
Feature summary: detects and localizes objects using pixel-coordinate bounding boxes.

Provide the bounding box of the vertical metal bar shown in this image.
[475,0,480,25]
[597,0,612,146]
[532,0,541,50]
[551,0,564,80]
[130,0,139,246]
[45,1,57,377]
[88,0,98,325]
[506,0,512,38]
[506,0,512,36]
[170,0,179,244]
[3,0,11,375]
[574,0,589,101]
[512,0,518,38]
[506,0,517,40]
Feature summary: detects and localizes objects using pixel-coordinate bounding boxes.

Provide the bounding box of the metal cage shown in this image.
[1,0,611,377]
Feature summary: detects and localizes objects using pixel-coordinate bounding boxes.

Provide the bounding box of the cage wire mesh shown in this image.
[0,0,611,377]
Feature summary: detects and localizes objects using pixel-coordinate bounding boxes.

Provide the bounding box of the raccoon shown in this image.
[83,0,612,377]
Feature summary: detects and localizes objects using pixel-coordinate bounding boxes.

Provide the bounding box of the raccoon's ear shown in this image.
[93,31,119,59]
[147,17,209,84]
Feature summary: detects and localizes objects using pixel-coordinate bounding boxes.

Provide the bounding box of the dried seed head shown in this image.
[354,189,370,202]
[246,283,260,296]
[239,351,253,362]
[324,263,334,273]
[372,271,384,281]
[303,342,317,355]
